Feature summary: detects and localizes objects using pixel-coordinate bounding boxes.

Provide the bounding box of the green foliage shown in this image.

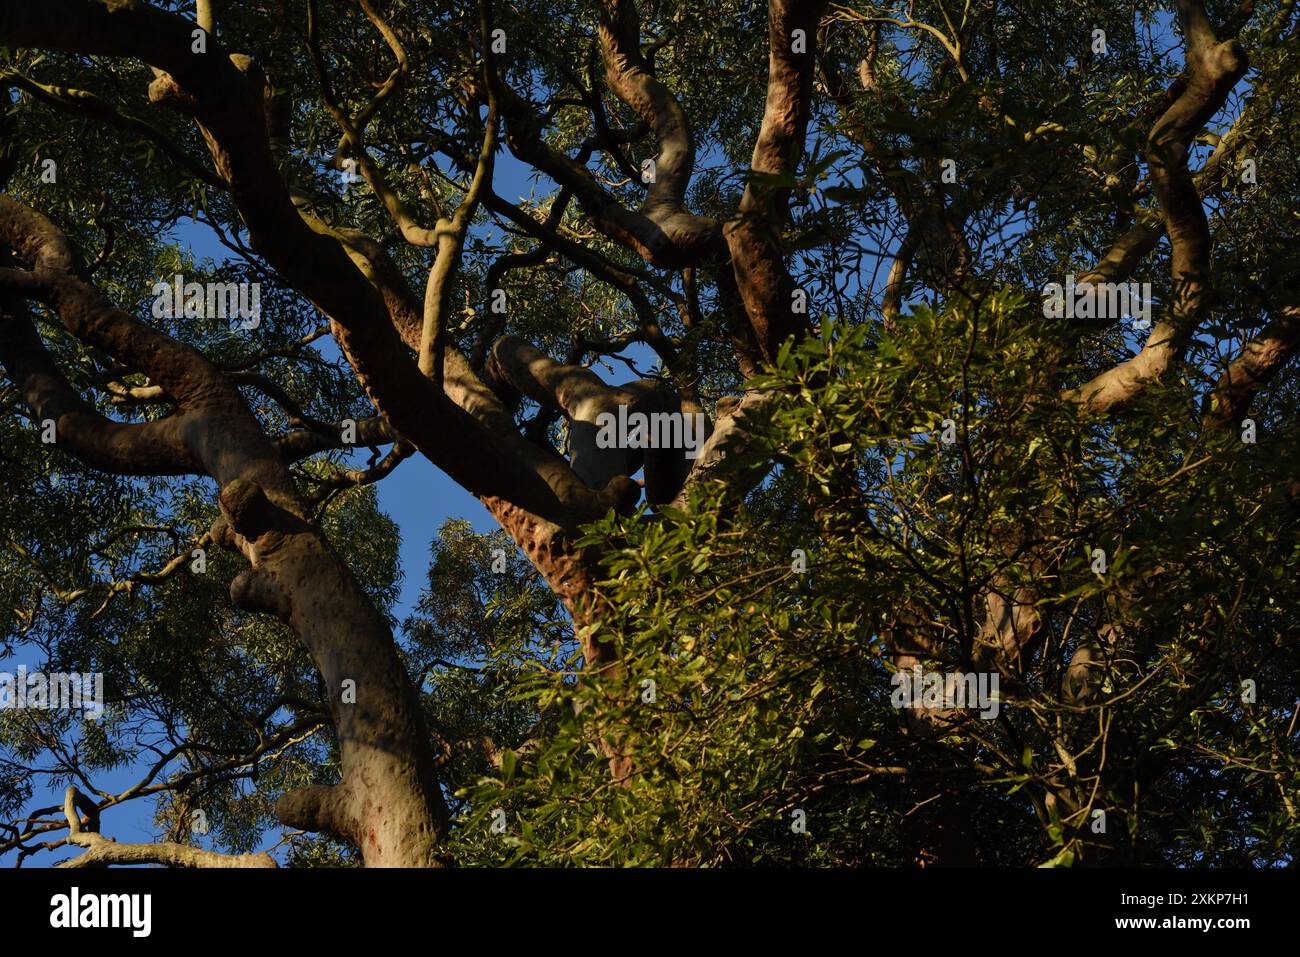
[449,299,1300,866]
[3,0,1299,867]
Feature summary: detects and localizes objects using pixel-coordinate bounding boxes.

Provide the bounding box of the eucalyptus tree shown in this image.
[0,0,1296,867]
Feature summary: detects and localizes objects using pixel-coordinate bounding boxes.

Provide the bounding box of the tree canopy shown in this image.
[0,0,1297,867]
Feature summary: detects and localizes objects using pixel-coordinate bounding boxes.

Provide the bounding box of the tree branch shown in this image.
[59,787,277,868]
[723,0,828,361]
[1064,0,1247,413]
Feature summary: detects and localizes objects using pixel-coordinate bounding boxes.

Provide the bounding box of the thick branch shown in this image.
[1064,0,1246,413]
[1204,305,1300,426]
[0,304,202,475]
[723,0,828,361]
[59,787,276,868]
